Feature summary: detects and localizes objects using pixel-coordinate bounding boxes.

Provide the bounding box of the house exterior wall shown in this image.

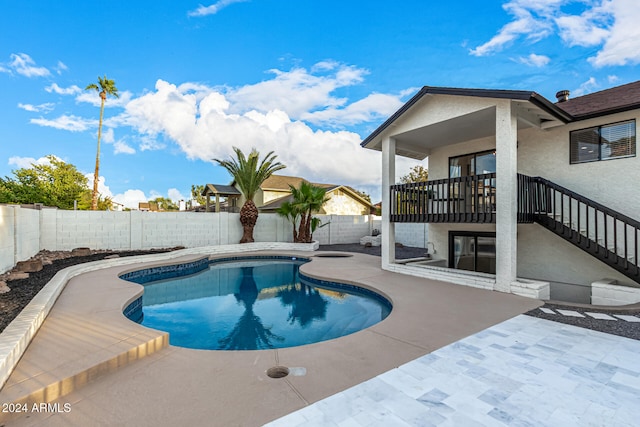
[517,223,636,287]
[517,110,639,218]
[419,108,640,289]
[262,190,288,204]
[321,191,369,215]
[427,223,496,266]
[428,135,496,179]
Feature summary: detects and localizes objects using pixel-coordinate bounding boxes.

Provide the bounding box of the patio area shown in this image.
[0,250,638,426]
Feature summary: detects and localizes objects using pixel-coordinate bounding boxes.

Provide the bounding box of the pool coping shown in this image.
[0,242,319,391]
[0,246,545,426]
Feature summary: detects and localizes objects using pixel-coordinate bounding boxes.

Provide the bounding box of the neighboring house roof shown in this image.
[258,179,374,211]
[260,175,308,191]
[360,81,640,149]
[555,80,640,120]
[258,194,296,211]
[201,184,242,196]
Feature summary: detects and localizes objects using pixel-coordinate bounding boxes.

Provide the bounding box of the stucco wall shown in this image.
[419,108,640,287]
[321,193,369,215]
[517,223,636,287]
[427,222,496,265]
[395,223,429,249]
[262,190,288,204]
[517,110,640,219]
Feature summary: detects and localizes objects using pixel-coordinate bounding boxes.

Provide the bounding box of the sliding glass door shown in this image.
[448,231,496,274]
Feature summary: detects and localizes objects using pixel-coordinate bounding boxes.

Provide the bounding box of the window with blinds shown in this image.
[570,120,636,164]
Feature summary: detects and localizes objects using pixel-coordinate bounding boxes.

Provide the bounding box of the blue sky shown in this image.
[1,0,638,207]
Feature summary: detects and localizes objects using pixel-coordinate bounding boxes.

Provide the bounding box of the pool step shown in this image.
[0,328,168,423]
[0,267,172,424]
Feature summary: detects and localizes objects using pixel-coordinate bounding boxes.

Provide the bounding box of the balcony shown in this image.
[390,173,537,223]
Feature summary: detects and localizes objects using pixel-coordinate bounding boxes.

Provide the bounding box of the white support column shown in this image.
[495,101,518,292]
[381,136,396,268]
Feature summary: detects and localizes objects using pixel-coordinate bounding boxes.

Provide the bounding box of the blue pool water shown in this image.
[122,257,391,350]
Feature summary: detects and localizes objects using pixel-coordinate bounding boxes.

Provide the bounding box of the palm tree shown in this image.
[214,147,285,243]
[85,75,119,210]
[275,200,300,242]
[280,182,330,243]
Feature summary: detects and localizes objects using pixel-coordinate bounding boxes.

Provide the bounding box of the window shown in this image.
[570,120,635,164]
[449,149,496,178]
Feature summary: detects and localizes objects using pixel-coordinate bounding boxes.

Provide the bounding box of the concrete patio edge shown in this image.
[0,241,319,389]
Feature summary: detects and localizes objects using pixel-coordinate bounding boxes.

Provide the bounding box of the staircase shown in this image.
[521,174,640,283]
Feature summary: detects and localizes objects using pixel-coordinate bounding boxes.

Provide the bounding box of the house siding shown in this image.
[262,190,289,204]
[417,108,640,289]
[321,192,369,215]
[517,110,639,219]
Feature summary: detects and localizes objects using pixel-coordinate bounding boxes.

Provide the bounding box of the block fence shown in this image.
[0,206,428,274]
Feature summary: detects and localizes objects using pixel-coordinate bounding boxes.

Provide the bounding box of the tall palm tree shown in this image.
[214,147,285,243]
[85,75,119,210]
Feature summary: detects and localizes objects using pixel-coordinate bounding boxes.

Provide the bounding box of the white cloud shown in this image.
[555,3,611,47]
[188,0,248,17]
[516,53,551,67]
[84,173,111,196]
[75,90,132,108]
[227,64,367,119]
[607,75,619,83]
[55,61,68,75]
[18,102,55,113]
[4,53,50,77]
[113,189,148,209]
[470,0,640,67]
[470,0,559,56]
[573,77,599,96]
[45,83,82,95]
[301,93,405,126]
[122,75,415,188]
[114,140,136,155]
[138,135,166,151]
[168,188,185,201]
[102,128,115,144]
[30,114,94,131]
[589,0,640,67]
[8,156,55,169]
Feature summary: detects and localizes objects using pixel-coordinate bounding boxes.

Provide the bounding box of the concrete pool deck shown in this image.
[0,250,605,425]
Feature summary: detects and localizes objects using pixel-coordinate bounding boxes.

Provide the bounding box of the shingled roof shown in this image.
[555,80,640,120]
[260,175,309,191]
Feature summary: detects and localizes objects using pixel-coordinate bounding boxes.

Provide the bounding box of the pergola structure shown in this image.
[201,184,242,212]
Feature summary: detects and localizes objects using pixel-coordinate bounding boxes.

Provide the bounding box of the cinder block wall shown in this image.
[0,206,15,273]
[2,209,423,273]
[0,206,41,272]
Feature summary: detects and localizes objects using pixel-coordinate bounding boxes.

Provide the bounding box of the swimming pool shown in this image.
[121,256,391,350]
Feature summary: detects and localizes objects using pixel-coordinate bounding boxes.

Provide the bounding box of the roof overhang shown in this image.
[361,86,573,160]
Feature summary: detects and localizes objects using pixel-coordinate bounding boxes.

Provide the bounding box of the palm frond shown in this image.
[214,147,285,201]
